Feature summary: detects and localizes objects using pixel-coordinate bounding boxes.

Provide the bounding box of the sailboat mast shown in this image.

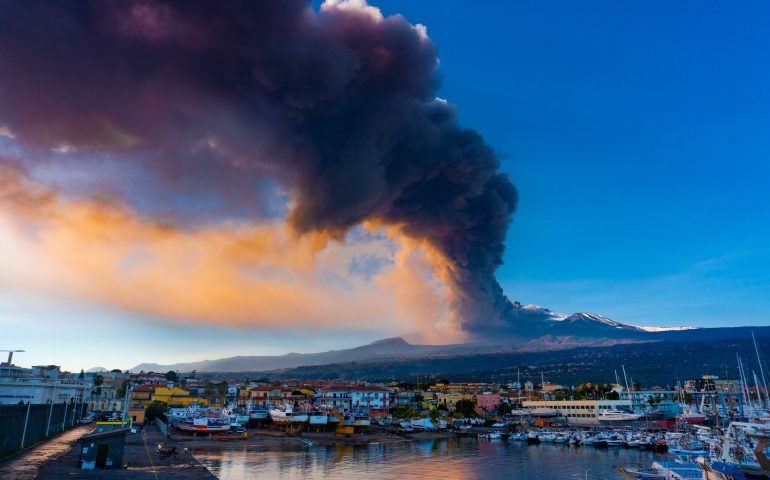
[738,354,753,411]
[621,364,631,401]
[752,331,770,409]
[754,371,763,409]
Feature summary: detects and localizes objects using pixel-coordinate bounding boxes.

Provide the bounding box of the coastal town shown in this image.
[3,348,770,479]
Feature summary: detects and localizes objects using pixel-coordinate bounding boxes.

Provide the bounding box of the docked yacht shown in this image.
[528,407,558,417]
[598,409,642,423]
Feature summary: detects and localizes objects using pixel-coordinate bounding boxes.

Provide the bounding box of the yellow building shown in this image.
[430,392,473,410]
[152,386,208,406]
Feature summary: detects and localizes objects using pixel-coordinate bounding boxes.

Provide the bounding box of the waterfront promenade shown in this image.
[0,425,216,479]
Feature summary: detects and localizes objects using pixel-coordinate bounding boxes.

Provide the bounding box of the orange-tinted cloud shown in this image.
[0,168,463,340]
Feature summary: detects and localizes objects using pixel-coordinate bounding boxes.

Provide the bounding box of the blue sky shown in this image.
[3,1,770,371]
[375,0,770,325]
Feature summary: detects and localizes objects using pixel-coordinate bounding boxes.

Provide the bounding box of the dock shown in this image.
[0,425,216,480]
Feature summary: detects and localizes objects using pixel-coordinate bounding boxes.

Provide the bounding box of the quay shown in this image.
[0,425,216,480]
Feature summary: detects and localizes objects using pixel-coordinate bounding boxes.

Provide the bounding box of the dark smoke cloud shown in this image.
[0,0,518,335]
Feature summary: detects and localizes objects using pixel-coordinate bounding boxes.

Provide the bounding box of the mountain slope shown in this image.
[130,304,768,374]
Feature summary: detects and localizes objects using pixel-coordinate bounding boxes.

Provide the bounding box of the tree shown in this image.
[78,369,85,379]
[145,401,168,421]
[429,407,440,422]
[455,399,477,418]
[91,375,104,405]
[111,368,122,373]
[204,381,215,403]
[217,381,229,405]
[116,379,130,399]
[165,371,178,383]
[498,402,512,415]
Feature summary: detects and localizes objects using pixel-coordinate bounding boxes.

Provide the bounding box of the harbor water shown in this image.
[192,438,662,479]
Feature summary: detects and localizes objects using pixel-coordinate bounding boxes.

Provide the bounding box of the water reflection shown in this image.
[192,438,657,479]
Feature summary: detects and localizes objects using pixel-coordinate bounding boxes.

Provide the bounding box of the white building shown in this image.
[523,399,634,425]
[0,363,91,405]
[319,386,391,412]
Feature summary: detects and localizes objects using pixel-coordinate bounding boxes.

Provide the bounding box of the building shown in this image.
[152,386,207,406]
[0,362,91,405]
[522,399,634,425]
[431,392,472,411]
[320,386,391,412]
[244,386,287,406]
[78,428,130,469]
[524,381,534,392]
[130,384,164,408]
[474,393,501,416]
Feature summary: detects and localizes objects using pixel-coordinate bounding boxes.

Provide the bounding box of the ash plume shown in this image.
[0,0,518,337]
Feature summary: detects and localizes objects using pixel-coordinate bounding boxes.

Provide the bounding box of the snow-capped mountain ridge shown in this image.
[517,304,693,333]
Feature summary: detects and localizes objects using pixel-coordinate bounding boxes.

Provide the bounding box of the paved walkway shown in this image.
[0,425,94,480]
[1,425,216,479]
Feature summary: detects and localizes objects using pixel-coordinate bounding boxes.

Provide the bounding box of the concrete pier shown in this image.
[0,425,216,479]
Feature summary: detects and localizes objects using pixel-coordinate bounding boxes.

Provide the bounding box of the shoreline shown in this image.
[173,428,451,451]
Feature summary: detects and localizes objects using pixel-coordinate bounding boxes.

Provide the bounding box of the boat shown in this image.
[269,406,309,424]
[677,411,707,424]
[528,407,558,418]
[247,405,269,420]
[344,412,371,427]
[177,416,232,434]
[526,432,541,444]
[598,409,642,423]
[616,458,702,479]
[613,465,665,479]
[308,410,329,426]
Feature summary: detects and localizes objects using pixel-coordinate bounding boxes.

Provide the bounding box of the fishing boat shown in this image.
[177,416,232,434]
[308,410,329,426]
[269,405,309,424]
[247,405,269,420]
[344,412,371,427]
